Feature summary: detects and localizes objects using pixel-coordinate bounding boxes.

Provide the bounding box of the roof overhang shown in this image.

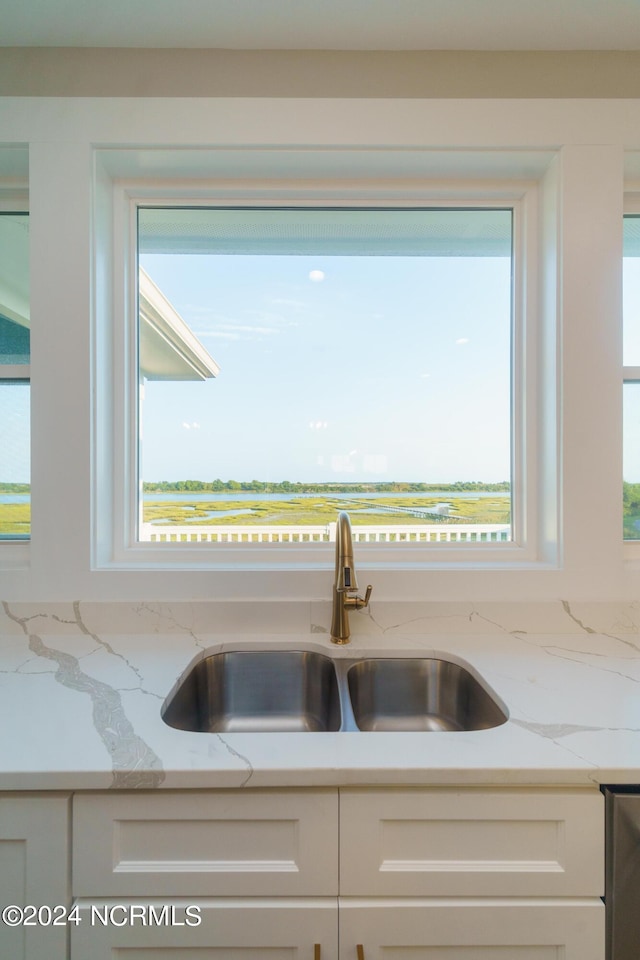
[138,268,219,381]
[0,213,219,383]
[0,214,29,330]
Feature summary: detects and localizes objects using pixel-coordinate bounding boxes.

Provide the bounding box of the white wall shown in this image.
[0,95,636,602]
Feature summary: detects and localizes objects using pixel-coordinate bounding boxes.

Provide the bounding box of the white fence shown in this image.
[140,522,511,544]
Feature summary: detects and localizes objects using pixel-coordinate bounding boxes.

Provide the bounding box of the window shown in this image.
[624,214,640,540]
[0,212,29,541]
[135,205,514,547]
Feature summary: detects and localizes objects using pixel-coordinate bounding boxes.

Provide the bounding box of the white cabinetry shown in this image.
[0,793,70,960]
[340,787,604,959]
[71,789,338,958]
[340,901,602,959]
[69,786,605,959]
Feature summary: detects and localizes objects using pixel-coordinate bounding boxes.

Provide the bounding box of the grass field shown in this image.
[0,493,512,537]
[8,489,640,538]
[0,502,30,537]
[143,495,511,527]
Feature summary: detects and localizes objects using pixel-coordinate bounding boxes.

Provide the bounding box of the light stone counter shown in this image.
[2,599,640,790]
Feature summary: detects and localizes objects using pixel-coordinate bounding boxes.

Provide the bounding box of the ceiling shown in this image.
[2,0,640,51]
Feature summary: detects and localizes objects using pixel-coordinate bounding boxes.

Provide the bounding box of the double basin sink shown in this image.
[162,649,508,734]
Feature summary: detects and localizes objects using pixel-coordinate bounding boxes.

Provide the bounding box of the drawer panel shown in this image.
[73,789,338,897]
[70,898,338,958]
[340,787,603,897]
[340,899,604,959]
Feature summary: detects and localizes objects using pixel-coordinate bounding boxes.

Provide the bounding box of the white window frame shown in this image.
[94,153,546,575]
[1,98,629,602]
[623,194,640,560]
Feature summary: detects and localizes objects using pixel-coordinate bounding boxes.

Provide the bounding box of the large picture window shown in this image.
[136,206,513,546]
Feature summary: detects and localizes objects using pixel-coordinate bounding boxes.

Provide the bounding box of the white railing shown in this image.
[140,522,511,544]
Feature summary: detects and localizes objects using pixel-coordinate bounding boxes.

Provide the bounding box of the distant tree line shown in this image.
[624,481,640,514]
[142,479,511,494]
[0,483,30,493]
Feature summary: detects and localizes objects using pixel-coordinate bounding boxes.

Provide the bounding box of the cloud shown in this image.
[194,330,242,341]
[193,320,281,341]
[269,297,308,310]
[218,323,279,335]
[189,305,301,341]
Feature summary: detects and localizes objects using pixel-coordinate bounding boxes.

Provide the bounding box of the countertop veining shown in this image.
[2,598,640,790]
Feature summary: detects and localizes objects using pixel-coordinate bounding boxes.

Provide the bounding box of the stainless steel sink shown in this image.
[162,649,507,734]
[162,650,341,733]
[346,657,508,732]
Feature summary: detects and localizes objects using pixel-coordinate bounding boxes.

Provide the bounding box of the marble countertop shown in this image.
[2,599,640,791]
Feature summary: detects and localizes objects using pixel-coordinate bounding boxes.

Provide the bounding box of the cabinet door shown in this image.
[74,788,338,897]
[340,787,603,897]
[0,794,70,960]
[339,900,605,960]
[70,898,337,959]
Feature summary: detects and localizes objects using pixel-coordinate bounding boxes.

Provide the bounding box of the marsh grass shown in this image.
[0,502,30,536]
[0,494,511,537]
[143,495,511,526]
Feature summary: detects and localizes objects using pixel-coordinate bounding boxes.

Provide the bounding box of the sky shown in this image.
[4,212,640,516]
[0,383,29,484]
[1,207,514,488]
[139,249,512,485]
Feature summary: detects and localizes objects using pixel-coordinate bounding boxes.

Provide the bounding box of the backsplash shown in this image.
[2,599,640,640]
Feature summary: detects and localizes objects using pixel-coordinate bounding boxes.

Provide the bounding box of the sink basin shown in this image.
[346,658,507,732]
[162,650,341,733]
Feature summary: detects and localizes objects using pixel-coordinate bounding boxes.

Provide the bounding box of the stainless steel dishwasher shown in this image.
[604,786,640,959]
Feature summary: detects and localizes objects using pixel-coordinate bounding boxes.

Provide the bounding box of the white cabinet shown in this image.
[340,787,604,960]
[340,787,603,896]
[340,901,603,959]
[70,789,338,958]
[69,785,605,959]
[73,788,338,896]
[0,793,70,960]
[71,899,337,958]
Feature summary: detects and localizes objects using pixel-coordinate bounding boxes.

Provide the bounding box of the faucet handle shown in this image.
[355,584,373,609]
[344,584,372,612]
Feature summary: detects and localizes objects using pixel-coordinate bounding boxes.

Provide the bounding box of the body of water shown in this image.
[142,490,508,503]
[0,491,508,504]
[140,490,510,525]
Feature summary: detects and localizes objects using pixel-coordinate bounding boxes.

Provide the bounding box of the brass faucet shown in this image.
[330,511,373,644]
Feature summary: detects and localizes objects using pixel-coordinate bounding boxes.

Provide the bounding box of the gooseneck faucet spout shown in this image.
[330,511,373,644]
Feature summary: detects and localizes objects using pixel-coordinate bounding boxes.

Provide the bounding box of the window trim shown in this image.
[623,197,640,559]
[94,163,547,573]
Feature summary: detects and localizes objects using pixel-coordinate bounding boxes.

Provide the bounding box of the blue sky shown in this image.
[1,210,513,488]
[0,383,29,484]
[139,250,512,484]
[4,216,640,491]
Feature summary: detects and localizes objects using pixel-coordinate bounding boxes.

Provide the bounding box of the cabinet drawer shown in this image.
[71,898,338,958]
[73,789,338,897]
[340,899,604,959]
[340,787,603,897]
